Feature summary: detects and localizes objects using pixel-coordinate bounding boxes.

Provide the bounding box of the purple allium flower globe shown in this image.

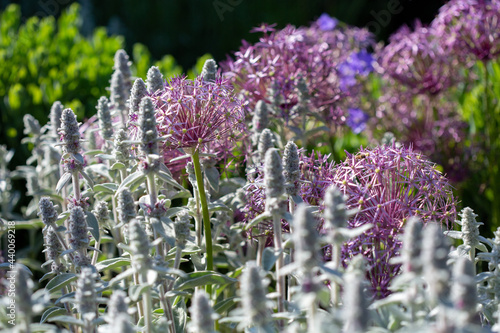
[377,23,459,95]
[432,0,500,63]
[331,143,457,297]
[152,75,245,154]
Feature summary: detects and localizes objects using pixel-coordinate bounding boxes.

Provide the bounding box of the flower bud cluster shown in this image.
[138,97,159,156]
[49,101,63,139]
[201,59,217,82]
[68,206,89,253]
[97,96,113,141]
[58,108,81,155]
[240,261,271,329]
[75,267,98,321]
[174,210,192,249]
[257,129,274,163]
[264,149,285,214]
[189,291,216,333]
[113,129,131,165]
[146,66,164,93]
[283,141,300,196]
[38,197,58,226]
[117,188,136,226]
[129,78,148,116]
[128,219,152,273]
[251,100,269,146]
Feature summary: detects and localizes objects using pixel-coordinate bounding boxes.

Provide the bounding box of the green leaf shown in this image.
[56,172,72,193]
[40,307,67,324]
[244,212,272,230]
[48,315,85,326]
[156,170,185,190]
[95,257,130,272]
[129,283,150,302]
[117,171,146,193]
[262,247,279,272]
[205,166,220,192]
[172,299,187,333]
[93,183,119,194]
[45,273,78,294]
[173,271,237,291]
[110,162,126,170]
[208,201,232,213]
[86,211,100,242]
[213,296,237,314]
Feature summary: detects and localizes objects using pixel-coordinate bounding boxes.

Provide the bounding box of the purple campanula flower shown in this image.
[346,108,369,134]
[317,13,337,31]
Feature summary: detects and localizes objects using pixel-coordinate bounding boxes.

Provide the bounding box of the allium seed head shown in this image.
[332,144,456,297]
[153,75,244,151]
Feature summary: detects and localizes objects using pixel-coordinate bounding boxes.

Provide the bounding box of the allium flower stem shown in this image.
[191,149,214,291]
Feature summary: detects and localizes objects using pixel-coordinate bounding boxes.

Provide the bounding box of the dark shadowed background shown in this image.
[0,0,446,69]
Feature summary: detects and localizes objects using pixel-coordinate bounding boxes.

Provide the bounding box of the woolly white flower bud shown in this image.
[109,314,134,333]
[113,129,131,165]
[401,216,424,274]
[38,197,58,226]
[457,207,483,249]
[68,206,89,252]
[323,185,348,231]
[146,66,164,93]
[251,100,269,146]
[201,59,217,82]
[107,290,129,322]
[58,108,81,155]
[113,49,132,92]
[117,188,136,225]
[283,141,300,196]
[451,257,477,323]
[258,129,274,163]
[44,227,62,264]
[138,96,159,155]
[110,70,127,115]
[23,114,41,136]
[49,101,63,138]
[92,200,110,228]
[188,291,216,333]
[294,203,319,271]
[129,78,148,116]
[240,261,272,329]
[422,223,450,304]
[174,210,191,249]
[97,96,113,141]
[342,273,369,333]
[128,219,151,273]
[75,267,98,322]
[264,148,285,205]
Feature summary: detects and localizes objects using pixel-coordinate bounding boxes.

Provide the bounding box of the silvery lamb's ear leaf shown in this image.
[48,315,85,326]
[79,170,94,189]
[156,169,184,190]
[56,172,72,193]
[95,257,131,272]
[93,183,118,194]
[443,230,463,239]
[110,162,126,170]
[205,166,220,192]
[262,247,280,272]
[85,211,100,242]
[40,307,67,324]
[245,212,272,230]
[45,273,78,295]
[117,171,146,193]
[173,271,237,291]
